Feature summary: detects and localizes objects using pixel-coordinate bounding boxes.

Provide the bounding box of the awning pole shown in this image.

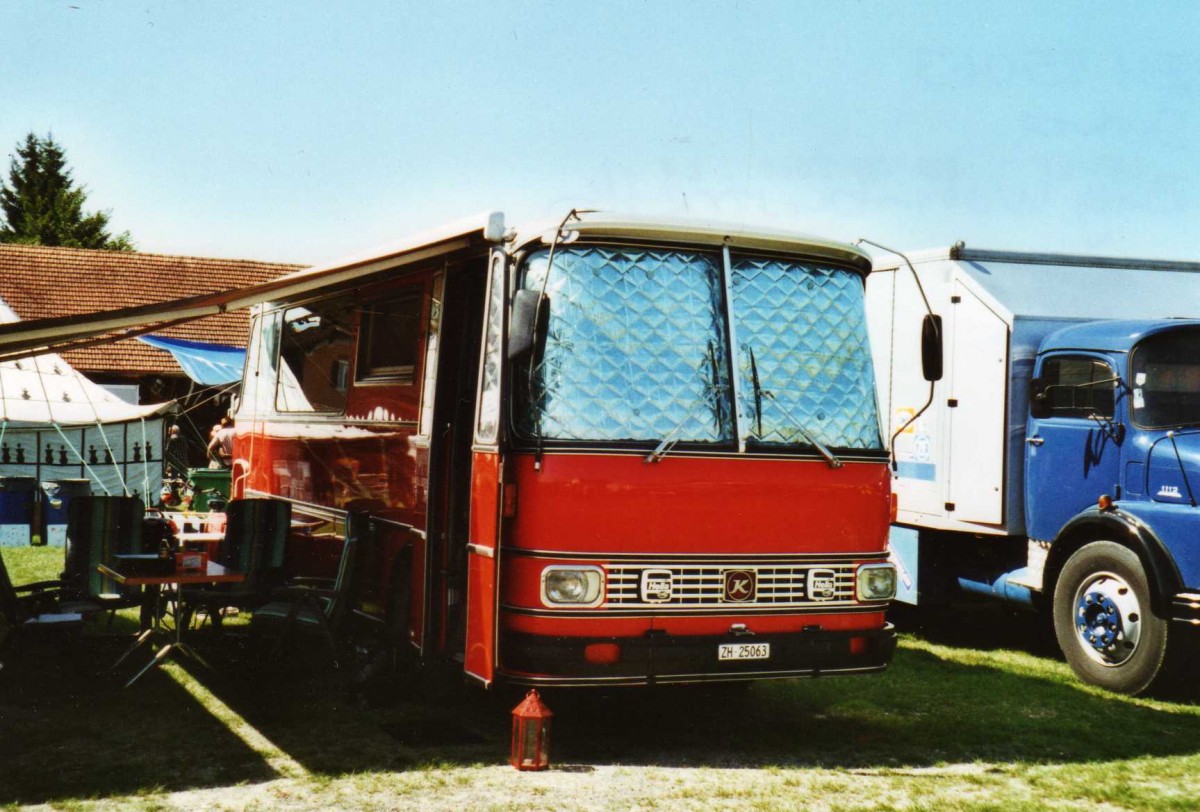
[139,417,151,502]
[92,420,127,496]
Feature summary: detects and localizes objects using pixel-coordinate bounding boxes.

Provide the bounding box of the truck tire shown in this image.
[1052,541,1169,695]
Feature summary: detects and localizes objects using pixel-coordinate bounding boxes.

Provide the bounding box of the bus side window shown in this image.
[476,253,505,444]
[240,309,281,416]
[277,297,355,414]
[357,288,424,384]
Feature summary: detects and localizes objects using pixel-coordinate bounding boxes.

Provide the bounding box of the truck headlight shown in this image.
[856,563,897,601]
[541,566,604,607]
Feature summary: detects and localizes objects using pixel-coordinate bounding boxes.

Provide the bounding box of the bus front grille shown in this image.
[603,562,858,608]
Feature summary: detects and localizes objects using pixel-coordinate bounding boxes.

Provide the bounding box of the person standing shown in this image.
[207,416,235,468]
[164,424,189,477]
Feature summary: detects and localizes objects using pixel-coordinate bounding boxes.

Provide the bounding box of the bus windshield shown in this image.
[515,244,882,452]
[1130,327,1200,429]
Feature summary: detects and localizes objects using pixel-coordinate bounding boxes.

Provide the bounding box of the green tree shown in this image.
[0,132,134,251]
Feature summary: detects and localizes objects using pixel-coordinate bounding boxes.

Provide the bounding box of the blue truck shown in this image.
[865,243,1200,693]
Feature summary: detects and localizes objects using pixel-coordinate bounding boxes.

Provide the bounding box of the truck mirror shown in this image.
[921,314,943,382]
[508,290,547,360]
[1029,377,1051,419]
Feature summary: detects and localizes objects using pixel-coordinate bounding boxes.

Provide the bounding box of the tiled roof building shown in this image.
[0,243,302,379]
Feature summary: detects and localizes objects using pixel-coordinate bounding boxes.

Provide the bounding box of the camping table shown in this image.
[98,560,244,687]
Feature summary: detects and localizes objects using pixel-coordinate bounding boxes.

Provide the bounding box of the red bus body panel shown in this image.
[464,449,501,683]
[497,453,892,678]
[507,452,889,556]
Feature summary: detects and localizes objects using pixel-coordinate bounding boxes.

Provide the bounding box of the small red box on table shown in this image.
[174,551,208,573]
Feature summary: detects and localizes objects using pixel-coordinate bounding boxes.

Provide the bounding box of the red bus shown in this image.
[231,212,897,687]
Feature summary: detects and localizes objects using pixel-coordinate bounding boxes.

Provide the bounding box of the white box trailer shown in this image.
[865,244,1200,601]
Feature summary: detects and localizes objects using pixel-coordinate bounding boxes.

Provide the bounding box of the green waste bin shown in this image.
[187,468,231,512]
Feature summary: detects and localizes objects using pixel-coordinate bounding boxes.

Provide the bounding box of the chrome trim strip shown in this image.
[504,674,648,687]
[501,663,888,688]
[499,604,887,617]
[653,664,888,682]
[467,543,495,559]
[246,416,421,429]
[505,447,887,463]
[504,548,883,563]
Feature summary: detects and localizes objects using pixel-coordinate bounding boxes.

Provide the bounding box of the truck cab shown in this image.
[1027,320,1200,692]
[866,243,1200,694]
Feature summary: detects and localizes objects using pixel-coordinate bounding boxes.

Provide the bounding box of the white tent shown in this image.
[0,301,171,545]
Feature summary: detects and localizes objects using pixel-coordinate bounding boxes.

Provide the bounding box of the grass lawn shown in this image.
[4,544,1200,811]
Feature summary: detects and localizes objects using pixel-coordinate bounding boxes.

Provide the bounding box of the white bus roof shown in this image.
[510,212,872,270]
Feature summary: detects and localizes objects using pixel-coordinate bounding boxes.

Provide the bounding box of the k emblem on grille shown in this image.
[722,570,757,602]
[640,569,674,603]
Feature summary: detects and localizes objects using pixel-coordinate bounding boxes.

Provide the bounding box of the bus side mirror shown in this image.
[509,290,547,360]
[921,314,943,382]
[1029,377,1051,419]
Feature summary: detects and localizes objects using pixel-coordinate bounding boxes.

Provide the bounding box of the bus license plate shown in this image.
[718,643,770,661]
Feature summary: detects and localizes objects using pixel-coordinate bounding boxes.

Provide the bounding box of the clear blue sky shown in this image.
[2,1,1197,266]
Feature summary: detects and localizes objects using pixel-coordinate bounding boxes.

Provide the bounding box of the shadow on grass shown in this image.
[545,641,1200,769]
[188,623,1200,775]
[0,634,276,806]
[889,599,1061,659]
[6,619,1200,805]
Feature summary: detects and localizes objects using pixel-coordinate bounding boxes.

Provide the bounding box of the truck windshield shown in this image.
[1130,327,1200,429]
[515,244,883,452]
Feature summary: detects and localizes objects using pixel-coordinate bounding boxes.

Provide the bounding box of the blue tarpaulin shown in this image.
[138,335,246,386]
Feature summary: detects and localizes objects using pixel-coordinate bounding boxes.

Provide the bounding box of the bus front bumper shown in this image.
[498,623,896,687]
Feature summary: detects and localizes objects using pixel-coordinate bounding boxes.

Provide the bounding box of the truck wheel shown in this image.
[1052,541,1168,695]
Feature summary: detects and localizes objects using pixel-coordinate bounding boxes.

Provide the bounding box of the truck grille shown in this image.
[604,562,858,608]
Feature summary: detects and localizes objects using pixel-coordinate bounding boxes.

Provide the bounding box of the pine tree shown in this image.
[0,132,134,251]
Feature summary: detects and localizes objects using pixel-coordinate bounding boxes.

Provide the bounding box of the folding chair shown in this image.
[250,510,365,665]
[60,495,146,625]
[0,551,86,673]
[180,497,291,631]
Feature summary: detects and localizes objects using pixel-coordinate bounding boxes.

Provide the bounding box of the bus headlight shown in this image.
[856,563,897,601]
[541,566,604,607]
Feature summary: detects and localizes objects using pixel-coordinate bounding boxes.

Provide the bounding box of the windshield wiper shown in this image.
[746,345,842,469]
[645,342,724,464]
[749,346,764,439]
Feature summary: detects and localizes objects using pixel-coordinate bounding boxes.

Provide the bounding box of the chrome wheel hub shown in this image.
[1073,570,1141,666]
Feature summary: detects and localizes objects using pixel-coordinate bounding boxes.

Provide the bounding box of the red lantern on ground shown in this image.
[510,689,552,771]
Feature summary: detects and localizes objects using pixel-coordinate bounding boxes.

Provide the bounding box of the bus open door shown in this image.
[463,251,507,685]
